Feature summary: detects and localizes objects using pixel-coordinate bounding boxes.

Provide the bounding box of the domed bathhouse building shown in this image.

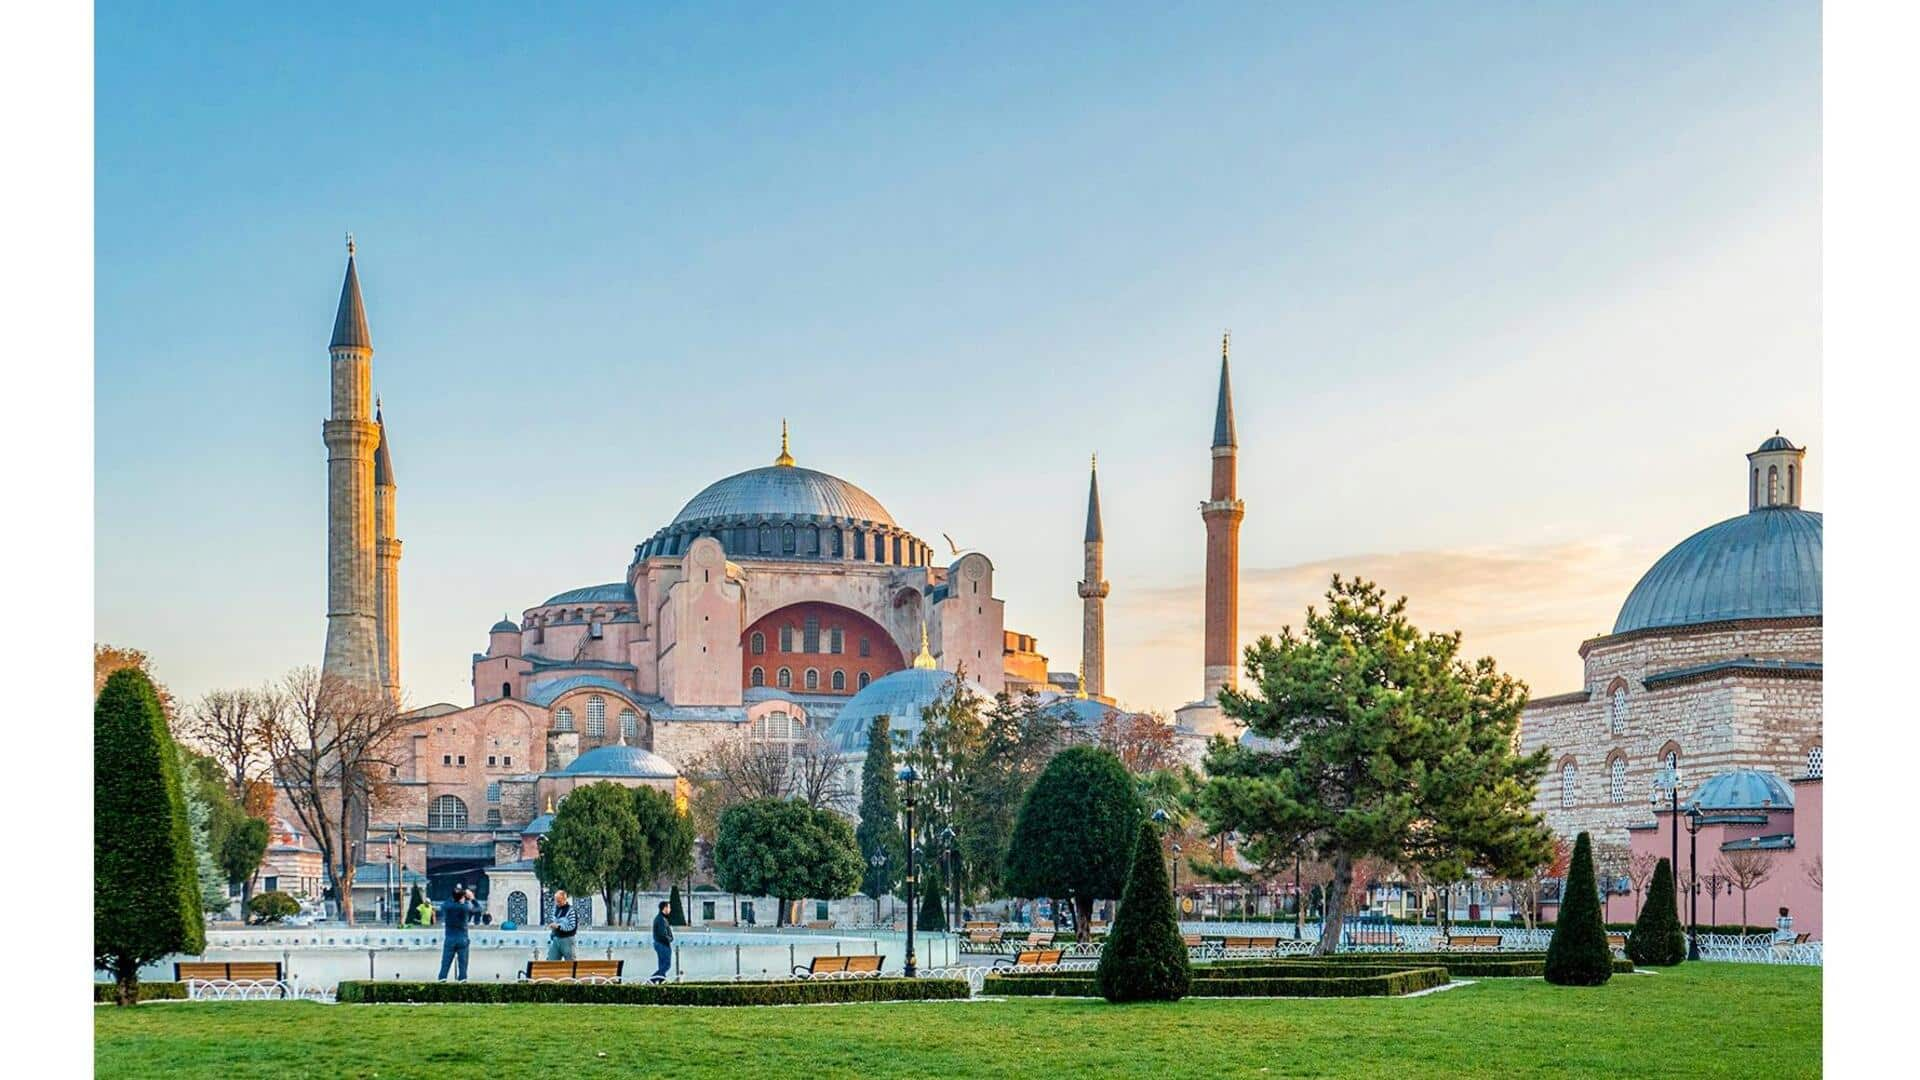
[1518,433,1823,855]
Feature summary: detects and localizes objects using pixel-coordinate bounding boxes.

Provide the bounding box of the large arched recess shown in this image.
[741,602,906,696]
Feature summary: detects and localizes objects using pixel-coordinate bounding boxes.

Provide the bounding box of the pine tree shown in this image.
[95,668,204,1005]
[1095,820,1191,1002]
[1544,831,1613,985]
[854,716,904,920]
[668,884,687,926]
[177,746,231,916]
[919,867,948,931]
[1627,857,1687,966]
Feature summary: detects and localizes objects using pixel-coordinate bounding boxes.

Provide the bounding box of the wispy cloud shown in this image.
[1110,539,1659,712]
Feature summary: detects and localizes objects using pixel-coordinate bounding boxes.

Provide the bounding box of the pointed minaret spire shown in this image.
[1084,454,1103,543]
[331,235,372,351]
[1078,453,1109,700]
[1213,331,1236,448]
[774,418,796,467]
[373,399,395,487]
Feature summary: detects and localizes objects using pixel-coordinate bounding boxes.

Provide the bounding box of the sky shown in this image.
[95,2,1821,715]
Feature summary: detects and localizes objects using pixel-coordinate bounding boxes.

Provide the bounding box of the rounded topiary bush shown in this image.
[1094,820,1190,1003]
[1626,858,1686,966]
[1544,831,1613,985]
[248,891,300,924]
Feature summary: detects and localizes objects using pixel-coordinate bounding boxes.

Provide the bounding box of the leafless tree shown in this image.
[1090,709,1180,773]
[688,727,854,816]
[1626,851,1660,916]
[184,687,283,801]
[1804,854,1822,892]
[264,667,409,925]
[1714,848,1777,931]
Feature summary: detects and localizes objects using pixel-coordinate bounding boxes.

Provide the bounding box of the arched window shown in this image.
[1609,758,1627,802]
[586,695,607,736]
[1608,686,1628,734]
[777,667,792,689]
[859,637,871,658]
[751,632,765,656]
[620,709,639,741]
[804,668,820,690]
[750,666,765,687]
[782,524,796,554]
[429,795,469,830]
[502,681,513,699]
[831,669,846,691]
[829,628,843,654]
[1767,465,1779,506]
[554,707,574,733]
[1788,464,1797,503]
[779,626,794,652]
[1806,745,1823,779]
[858,671,871,690]
[1560,762,1577,808]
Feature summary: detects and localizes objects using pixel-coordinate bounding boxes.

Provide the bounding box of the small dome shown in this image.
[1755,433,1798,452]
[829,667,984,751]
[672,465,897,528]
[523,812,555,836]
[562,744,678,779]
[1039,694,1124,729]
[1686,769,1795,811]
[491,618,521,634]
[1613,508,1821,634]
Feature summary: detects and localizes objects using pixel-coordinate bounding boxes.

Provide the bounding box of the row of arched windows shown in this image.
[1751,464,1798,508]
[749,666,869,692]
[552,697,642,739]
[1561,748,1684,808]
[641,523,935,567]
[752,627,852,656]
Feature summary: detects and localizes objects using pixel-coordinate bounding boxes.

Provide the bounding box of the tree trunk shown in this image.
[115,964,139,1007]
[1073,894,1095,944]
[1315,853,1353,956]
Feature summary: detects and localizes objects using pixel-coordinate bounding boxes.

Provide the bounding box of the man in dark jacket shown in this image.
[436,886,483,981]
[548,890,578,961]
[650,900,674,982]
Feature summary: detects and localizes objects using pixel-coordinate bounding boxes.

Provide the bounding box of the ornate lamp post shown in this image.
[869,850,888,925]
[1684,804,1703,960]
[939,826,958,931]
[1652,764,1682,923]
[898,765,919,977]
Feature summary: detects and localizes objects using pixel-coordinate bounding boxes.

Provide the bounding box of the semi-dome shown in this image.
[561,744,679,779]
[830,667,984,751]
[1612,508,1822,635]
[671,465,896,528]
[1686,768,1795,811]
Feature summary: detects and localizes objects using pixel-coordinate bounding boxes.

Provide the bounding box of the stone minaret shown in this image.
[321,239,382,690]
[1077,454,1109,700]
[373,401,403,703]
[1201,332,1245,702]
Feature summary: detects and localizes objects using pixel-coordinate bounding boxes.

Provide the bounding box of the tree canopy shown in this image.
[95,668,204,1005]
[537,782,639,919]
[1003,745,1145,941]
[1199,576,1554,953]
[713,798,863,924]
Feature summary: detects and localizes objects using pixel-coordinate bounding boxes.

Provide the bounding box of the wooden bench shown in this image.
[993,948,1064,970]
[1446,934,1503,951]
[523,959,624,982]
[966,927,1003,944]
[793,954,884,977]
[175,961,284,983]
[1182,933,1204,947]
[805,920,834,930]
[1222,936,1281,952]
[1023,931,1055,949]
[1607,933,1628,953]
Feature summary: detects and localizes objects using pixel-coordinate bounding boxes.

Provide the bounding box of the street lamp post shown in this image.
[939,826,958,932]
[1684,805,1703,960]
[1652,765,1682,925]
[869,851,888,925]
[899,765,919,977]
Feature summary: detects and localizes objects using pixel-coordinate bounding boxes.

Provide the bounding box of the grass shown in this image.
[96,963,1819,1079]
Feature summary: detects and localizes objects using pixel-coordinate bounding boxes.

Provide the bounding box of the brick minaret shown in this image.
[321,238,382,689]
[1201,332,1244,701]
[1078,454,1108,700]
[373,401,403,703]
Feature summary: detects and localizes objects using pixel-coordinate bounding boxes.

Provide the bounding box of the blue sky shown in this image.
[95,2,1820,713]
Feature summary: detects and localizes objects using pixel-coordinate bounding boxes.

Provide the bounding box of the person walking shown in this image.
[436,885,482,981]
[650,900,675,982]
[548,890,579,961]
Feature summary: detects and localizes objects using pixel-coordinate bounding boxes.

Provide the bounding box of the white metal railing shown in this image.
[185,978,333,1003]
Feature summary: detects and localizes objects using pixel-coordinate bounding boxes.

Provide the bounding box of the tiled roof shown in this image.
[523,675,644,708]
[540,583,634,606]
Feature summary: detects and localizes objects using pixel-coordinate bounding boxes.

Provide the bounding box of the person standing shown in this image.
[650,900,674,982]
[436,886,482,981]
[548,890,579,961]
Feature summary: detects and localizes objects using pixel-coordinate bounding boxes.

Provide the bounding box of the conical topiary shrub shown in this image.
[919,869,947,931]
[1095,820,1191,1003]
[405,883,426,925]
[1626,857,1686,966]
[1544,832,1613,985]
[668,884,687,926]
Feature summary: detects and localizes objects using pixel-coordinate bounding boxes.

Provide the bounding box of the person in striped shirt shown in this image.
[548,890,578,961]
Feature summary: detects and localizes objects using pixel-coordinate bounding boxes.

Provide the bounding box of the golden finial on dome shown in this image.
[544,794,554,814]
[774,419,795,467]
[913,621,937,670]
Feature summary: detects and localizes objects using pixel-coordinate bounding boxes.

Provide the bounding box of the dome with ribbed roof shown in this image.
[1685,769,1795,811]
[561,744,678,779]
[672,465,896,527]
[1612,508,1822,635]
[829,667,987,751]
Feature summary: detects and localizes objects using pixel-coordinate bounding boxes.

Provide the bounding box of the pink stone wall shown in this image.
[1629,780,1821,939]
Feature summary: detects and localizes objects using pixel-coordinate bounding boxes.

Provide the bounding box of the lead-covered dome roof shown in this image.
[1612,507,1822,635]
[830,667,986,751]
[1686,769,1795,811]
[672,465,896,528]
[561,744,679,779]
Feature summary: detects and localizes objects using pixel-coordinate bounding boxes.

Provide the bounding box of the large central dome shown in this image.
[672,465,896,527]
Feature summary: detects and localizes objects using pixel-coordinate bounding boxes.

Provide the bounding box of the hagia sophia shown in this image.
[294,243,1821,934]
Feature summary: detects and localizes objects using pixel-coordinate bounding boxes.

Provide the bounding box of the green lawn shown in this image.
[95,963,1820,1079]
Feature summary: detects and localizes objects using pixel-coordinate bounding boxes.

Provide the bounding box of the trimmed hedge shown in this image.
[986,967,1448,999]
[336,977,969,1006]
[93,981,187,1003]
[1545,833,1614,986]
[1203,955,1634,978]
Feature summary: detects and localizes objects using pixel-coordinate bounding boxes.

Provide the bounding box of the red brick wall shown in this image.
[741,601,905,695]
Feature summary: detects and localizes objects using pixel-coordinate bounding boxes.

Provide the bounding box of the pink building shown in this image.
[1632,767,1822,939]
